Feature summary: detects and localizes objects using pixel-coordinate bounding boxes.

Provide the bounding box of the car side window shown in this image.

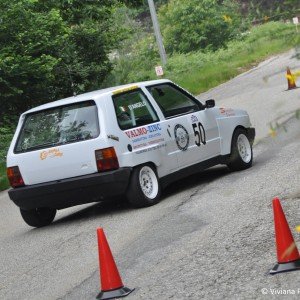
[147,83,201,118]
[113,89,159,130]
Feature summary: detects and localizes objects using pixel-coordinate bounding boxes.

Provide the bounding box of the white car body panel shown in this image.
[7,79,253,186]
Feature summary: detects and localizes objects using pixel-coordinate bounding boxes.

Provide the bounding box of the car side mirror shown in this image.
[205,99,215,108]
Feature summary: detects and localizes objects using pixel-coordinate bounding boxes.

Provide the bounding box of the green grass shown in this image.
[0,162,9,192]
[166,22,300,94]
[107,22,300,95]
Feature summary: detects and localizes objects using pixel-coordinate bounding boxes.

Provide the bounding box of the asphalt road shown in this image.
[1,49,300,300]
[199,48,300,141]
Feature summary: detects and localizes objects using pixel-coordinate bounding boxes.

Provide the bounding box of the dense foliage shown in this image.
[0,0,124,123]
[159,0,241,53]
[239,0,300,20]
[0,117,15,163]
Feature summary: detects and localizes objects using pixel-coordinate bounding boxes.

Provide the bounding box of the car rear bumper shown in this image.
[8,168,132,210]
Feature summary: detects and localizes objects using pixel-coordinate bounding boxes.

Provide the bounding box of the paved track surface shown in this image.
[199,48,300,141]
[1,49,300,300]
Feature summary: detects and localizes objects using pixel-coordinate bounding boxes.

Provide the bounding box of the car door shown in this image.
[146,83,221,169]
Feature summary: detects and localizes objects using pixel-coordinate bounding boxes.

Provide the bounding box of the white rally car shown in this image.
[7,79,255,227]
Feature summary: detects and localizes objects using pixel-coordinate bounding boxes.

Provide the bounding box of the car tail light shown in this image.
[7,166,25,188]
[95,147,119,172]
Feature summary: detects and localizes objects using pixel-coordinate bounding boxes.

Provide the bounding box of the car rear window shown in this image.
[15,100,99,153]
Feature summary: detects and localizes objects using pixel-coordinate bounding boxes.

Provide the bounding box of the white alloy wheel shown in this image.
[237,134,251,163]
[139,166,159,199]
[127,164,161,207]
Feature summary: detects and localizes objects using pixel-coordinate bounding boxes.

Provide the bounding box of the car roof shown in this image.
[24,79,172,115]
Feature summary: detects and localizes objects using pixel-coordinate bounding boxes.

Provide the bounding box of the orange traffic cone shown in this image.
[270,198,300,274]
[286,67,297,90]
[96,228,134,299]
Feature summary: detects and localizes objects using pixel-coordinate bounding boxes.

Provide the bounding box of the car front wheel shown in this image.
[20,207,57,228]
[126,164,161,208]
[227,128,253,171]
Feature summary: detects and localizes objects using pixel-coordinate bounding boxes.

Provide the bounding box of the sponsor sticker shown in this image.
[174,124,189,151]
[136,143,167,154]
[128,102,146,110]
[220,108,235,116]
[125,124,162,140]
[125,123,165,150]
[40,148,63,160]
[191,114,199,123]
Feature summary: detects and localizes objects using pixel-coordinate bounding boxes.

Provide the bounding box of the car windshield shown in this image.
[15,100,100,153]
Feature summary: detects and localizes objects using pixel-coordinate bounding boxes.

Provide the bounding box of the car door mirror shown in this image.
[205,99,215,109]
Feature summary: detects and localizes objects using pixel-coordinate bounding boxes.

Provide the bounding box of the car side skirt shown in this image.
[160,155,230,188]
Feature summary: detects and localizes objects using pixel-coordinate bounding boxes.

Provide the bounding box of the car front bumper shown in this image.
[8,168,132,210]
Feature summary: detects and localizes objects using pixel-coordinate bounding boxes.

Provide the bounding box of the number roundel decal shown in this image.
[174,124,189,151]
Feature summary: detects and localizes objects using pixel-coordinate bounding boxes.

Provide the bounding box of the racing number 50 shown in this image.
[192,122,206,147]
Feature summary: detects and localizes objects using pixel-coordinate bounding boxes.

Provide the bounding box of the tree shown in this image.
[158,0,242,53]
[122,0,145,7]
[0,0,123,121]
[237,0,300,21]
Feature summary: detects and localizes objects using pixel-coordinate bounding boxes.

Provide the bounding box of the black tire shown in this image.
[227,128,253,171]
[20,207,56,228]
[126,164,161,208]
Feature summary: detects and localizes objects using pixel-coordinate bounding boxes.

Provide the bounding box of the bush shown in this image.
[0,116,17,163]
[0,162,9,191]
[103,34,161,85]
[158,0,242,53]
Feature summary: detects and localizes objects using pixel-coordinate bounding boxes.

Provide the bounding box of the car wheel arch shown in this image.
[230,125,247,149]
[129,161,159,177]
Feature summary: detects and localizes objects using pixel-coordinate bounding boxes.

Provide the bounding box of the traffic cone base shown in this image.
[97,286,134,300]
[270,259,300,275]
[286,85,298,91]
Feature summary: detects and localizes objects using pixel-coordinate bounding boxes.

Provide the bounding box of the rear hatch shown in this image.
[12,100,103,185]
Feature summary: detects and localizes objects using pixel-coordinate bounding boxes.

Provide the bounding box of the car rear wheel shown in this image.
[20,207,57,227]
[126,164,161,208]
[227,128,253,171]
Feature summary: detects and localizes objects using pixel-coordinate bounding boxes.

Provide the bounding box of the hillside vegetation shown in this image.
[106,22,299,94]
